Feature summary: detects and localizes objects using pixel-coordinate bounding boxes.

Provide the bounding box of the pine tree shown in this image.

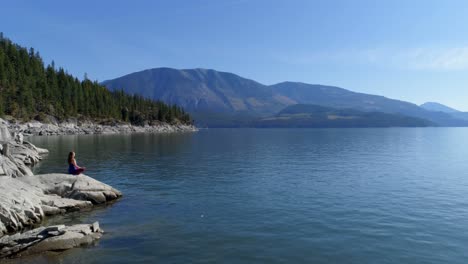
[0,33,192,125]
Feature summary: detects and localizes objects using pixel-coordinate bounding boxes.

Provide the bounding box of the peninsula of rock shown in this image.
[0,123,122,259]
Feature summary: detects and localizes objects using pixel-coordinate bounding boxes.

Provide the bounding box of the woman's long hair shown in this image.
[68,152,74,165]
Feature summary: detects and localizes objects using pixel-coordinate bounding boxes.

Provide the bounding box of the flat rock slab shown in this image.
[0,222,103,258]
[19,174,122,204]
[0,174,121,236]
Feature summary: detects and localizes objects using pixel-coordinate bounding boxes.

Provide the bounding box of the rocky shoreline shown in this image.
[1,118,197,137]
[0,124,122,259]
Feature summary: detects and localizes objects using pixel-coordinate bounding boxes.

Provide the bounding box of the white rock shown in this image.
[14,133,23,145]
[0,222,103,258]
[0,174,121,236]
[0,124,123,260]
[8,119,197,136]
[44,225,65,232]
[0,125,11,142]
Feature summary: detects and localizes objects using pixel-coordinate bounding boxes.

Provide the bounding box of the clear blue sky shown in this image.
[2,0,468,110]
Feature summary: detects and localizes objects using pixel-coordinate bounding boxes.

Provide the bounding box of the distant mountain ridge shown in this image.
[102,67,468,127]
[253,104,433,128]
[420,102,468,121]
[269,82,468,127]
[420,102,460,113]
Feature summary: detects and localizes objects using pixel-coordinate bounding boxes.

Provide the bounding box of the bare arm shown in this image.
[73,159,86,170]
[72,159,80,168]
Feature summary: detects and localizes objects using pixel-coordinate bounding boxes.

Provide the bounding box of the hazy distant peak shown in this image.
[420,102,460,113]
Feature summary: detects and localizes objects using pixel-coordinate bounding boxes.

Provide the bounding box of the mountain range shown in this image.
[420,102,468,121]
[102,68,468,127]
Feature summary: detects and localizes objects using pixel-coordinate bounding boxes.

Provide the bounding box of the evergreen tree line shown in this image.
[0,33,192,125]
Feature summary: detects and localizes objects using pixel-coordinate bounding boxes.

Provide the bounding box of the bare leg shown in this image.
[74,168,85,175]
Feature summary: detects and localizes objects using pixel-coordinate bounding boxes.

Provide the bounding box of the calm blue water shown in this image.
[17,128,468,263]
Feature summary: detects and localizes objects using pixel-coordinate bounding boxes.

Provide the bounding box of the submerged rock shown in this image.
[0,222,103,258]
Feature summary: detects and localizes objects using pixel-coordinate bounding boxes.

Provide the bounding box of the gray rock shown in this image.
[19,174,122,205]
[46,230,64,236]
[23,141,49,155]
[44,225,65,232]
[41,205,64,216]
[91,221,100,232]
[0,125,11,143]
[9,119,197,136]
[0,137,49,178]
[1,143,9,156]
[0,174,121,236]
[0,124,122,260]
[14,133,23,145]
[0,222,103,258]
[0,155,28,178]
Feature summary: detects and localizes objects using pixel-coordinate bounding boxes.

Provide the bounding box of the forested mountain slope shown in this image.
[103,68,468,127]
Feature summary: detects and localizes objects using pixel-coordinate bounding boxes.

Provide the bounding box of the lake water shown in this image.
[13,128,468,263]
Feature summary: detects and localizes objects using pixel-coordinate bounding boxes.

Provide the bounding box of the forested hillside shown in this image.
[0,33,191,125]
[253,104,433,128]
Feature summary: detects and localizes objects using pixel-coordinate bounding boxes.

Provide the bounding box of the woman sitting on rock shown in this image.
[68,151,86,175]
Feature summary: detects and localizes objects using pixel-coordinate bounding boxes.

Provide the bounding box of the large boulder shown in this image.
[0,222,103,258]
[13,132,23,145]
[0,155,31,178]
[0,140,48,178]
[0,177,50,235]
[0,121,49,178]
[0,177,89,236]
[19,174,122,204]
[0,174,121,236]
